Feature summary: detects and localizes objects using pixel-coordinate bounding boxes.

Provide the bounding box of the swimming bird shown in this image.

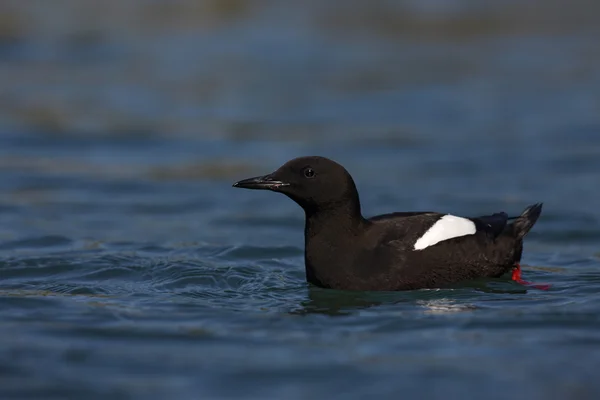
[233,156,545,291]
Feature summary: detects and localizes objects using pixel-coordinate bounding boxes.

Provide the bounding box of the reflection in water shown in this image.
[291,278,536,316]
[290,286,460,316]
[417,298,478,314]
[290,287,389,316]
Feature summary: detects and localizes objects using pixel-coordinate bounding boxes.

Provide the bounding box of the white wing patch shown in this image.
[413,215,476,250]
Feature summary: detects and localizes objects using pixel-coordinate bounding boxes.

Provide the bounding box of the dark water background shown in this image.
[1,1,600,399]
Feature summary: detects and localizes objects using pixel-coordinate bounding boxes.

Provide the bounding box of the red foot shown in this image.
[511,263,550,291]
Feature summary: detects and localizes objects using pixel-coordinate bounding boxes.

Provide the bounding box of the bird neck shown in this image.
[304,198,365,237]
[302,199,366,289]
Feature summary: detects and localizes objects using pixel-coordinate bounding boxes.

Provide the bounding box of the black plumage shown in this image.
[233,156,543,291]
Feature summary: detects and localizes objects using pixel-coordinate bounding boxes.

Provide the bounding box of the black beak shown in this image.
[232,174,289,190]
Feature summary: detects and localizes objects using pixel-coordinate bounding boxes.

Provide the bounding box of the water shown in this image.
[1,1,600,399]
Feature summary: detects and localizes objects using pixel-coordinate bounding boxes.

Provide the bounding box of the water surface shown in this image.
[1,1,600,399]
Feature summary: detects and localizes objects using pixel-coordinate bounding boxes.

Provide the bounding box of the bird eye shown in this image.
[303,168,316,178]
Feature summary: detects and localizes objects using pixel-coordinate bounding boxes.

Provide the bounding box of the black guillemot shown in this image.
[233,156,547,291]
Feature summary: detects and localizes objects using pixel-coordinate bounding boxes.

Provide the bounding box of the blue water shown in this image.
[1,1,600,399]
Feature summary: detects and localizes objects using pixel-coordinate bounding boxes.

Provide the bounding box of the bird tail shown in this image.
[512,203,543,240]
